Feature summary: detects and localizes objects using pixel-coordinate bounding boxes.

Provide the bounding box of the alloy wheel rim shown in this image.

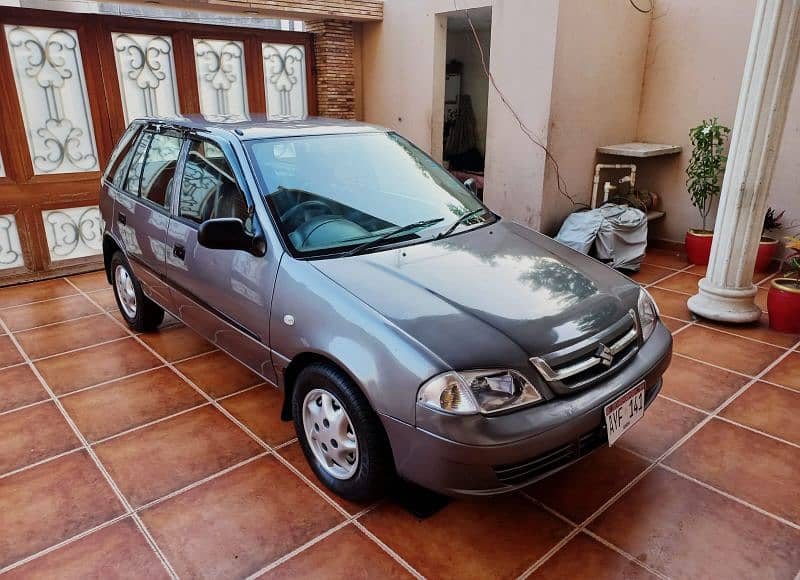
[302,388,359,479]
[114,264,137,319]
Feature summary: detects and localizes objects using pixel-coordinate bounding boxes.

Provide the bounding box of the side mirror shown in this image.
[197,218,266,257]
[464,177,478,196]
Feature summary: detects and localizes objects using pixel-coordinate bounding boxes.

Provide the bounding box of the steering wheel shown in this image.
[280,200,334,228]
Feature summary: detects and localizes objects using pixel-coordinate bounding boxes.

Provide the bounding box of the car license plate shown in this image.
[604,381,645,446]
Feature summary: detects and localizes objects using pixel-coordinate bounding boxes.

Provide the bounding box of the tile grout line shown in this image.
[518,334,800,578]
[67,279,429,580]
[0,315,179,579]
[6,310,111,334]
[0,292,82,311]
[0,446,84,481]
[28,334,131,363]
[0,396,50,418]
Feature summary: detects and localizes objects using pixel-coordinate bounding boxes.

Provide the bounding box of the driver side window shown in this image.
[179,140,251,231]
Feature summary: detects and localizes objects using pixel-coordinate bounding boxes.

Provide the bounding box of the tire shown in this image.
[110,251,164,332]
[292,362,394,502]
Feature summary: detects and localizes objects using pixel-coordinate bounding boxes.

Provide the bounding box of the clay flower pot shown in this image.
[754,236,779,273]
[685,229,714,265]
[767,278,800,333]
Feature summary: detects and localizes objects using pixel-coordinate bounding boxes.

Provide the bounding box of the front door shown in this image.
[166,136,276,382]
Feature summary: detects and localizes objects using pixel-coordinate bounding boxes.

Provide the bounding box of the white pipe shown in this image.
[591,164,637,208]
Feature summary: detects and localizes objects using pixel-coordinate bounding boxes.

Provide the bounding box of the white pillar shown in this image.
[688,0,800,323]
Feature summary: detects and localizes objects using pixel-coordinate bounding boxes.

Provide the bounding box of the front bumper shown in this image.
[380,322,672,495]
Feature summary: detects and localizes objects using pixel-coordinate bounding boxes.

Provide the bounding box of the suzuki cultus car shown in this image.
[100,115,672,501]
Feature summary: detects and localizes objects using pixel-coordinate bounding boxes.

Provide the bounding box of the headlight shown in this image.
[417,369,543,416]
[637,288,659,341]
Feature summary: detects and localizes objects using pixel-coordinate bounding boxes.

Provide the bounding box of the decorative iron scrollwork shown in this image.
[43,207,102,260]
[114,33,176,118]
[6,25,98,174]
[0,215,23,268]
[262,43,307,120]
[194,39,246,117]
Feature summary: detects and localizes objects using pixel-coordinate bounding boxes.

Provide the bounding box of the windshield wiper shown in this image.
[344,218,445,257]
[438,207,491,239]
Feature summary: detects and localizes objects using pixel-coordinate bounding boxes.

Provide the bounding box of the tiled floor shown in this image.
[0,255,799,579]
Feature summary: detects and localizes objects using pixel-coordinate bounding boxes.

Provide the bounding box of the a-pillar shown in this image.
[688,0,800,322]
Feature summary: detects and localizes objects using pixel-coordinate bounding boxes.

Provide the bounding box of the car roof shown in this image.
[135,114,389,140]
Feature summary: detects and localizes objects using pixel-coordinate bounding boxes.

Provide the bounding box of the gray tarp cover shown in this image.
[555,204,648,271]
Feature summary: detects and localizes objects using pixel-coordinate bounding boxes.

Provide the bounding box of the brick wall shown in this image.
[305,20,356,119]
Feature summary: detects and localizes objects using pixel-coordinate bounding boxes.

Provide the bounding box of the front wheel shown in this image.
[292,362,394,502]
[110,252,164,332]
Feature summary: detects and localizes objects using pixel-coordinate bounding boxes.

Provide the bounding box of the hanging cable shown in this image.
[454,2,587,209]
[628,0,654,14]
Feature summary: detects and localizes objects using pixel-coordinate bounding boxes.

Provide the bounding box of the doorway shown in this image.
[442,7,491,200]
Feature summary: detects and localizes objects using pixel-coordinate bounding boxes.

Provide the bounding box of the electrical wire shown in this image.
[455,3,587,209]
[629,0,654,14]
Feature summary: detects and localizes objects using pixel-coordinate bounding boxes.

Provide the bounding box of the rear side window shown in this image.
[124,131,154,195]
[107,125,142,188]
[140,133,183,208]
[178,140,250,228]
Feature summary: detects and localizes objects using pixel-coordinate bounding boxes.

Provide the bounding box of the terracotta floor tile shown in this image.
[0,402,80,475]
[673,325,785,376]
[762,351,800,391]
[641,250,687,270]
[647,288,693,321]
[3,519,168,580]
[61,367,205,442]
[175,350,262,398]
[220,386,295,446]
[589,467,800,578]
[141,456,344,579]
[88,288,119,311]
[0,294,99,332]
[626,264,676,285]
[698,313,800,348]
[660,355,749,411]
[618,397,704,459]
[686,263,707,276]
[0,451,125,568]
[0,364,46,413]
[277,441,365,516]
[525,446,649,523]
[66,270,108,293]
[259,525,410,579]
[35,338,160,396]
[0,335,23,369]
[15,314,127,360]
[138,324,215,362]
[720,382,800,445]
[94,406,262,507]
[654,272,703,295]
[360,494,571,579]
[0,279,77,309]
[661,316,688,332]
[665,419,800,523]
[531,532,654,579]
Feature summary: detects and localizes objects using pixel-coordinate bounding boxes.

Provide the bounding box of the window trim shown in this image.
[138,129,184,211]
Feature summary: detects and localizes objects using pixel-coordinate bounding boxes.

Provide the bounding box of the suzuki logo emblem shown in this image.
[596,344,614,367]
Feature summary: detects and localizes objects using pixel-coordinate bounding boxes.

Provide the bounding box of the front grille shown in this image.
[530,310,640,394]
[492,424,608,486]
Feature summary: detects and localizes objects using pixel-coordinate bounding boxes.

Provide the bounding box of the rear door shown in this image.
[165,135,277,382]
[113,126,183,312]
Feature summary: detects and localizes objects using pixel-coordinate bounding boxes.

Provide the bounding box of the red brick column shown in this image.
[305,20,356,119]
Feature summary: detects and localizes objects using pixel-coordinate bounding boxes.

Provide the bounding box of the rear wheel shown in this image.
[110,252,164,332]
[292,362,394,502]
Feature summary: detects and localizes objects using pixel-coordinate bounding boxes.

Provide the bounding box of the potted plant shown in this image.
[768,235,800,332]
[756,207,784,273]
[685,118,731,265]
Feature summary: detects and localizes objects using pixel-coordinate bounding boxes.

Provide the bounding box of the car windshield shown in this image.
[245,132,491,257]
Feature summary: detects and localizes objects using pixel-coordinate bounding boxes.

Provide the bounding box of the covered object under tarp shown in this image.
[554,204,648,271]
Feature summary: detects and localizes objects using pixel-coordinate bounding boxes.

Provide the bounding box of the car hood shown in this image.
[311,220,640,369]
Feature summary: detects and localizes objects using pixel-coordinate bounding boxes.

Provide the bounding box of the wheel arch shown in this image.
[103,234,122,284]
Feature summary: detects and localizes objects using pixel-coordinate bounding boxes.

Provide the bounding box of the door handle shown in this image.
[173,244,185,260]
[117,212,126,225]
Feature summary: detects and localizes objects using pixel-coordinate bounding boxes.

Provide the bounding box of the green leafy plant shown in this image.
[686,118,731,231]
[782,235,800,288]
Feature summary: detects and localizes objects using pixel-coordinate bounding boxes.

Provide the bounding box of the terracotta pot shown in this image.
[767,278,800,333]
[685,229,714,265]
[754,236,779,273]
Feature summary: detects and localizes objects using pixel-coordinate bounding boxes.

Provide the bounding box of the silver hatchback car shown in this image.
[100,115,672,501]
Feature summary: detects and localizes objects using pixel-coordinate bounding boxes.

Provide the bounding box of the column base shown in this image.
[687,278,761,323]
